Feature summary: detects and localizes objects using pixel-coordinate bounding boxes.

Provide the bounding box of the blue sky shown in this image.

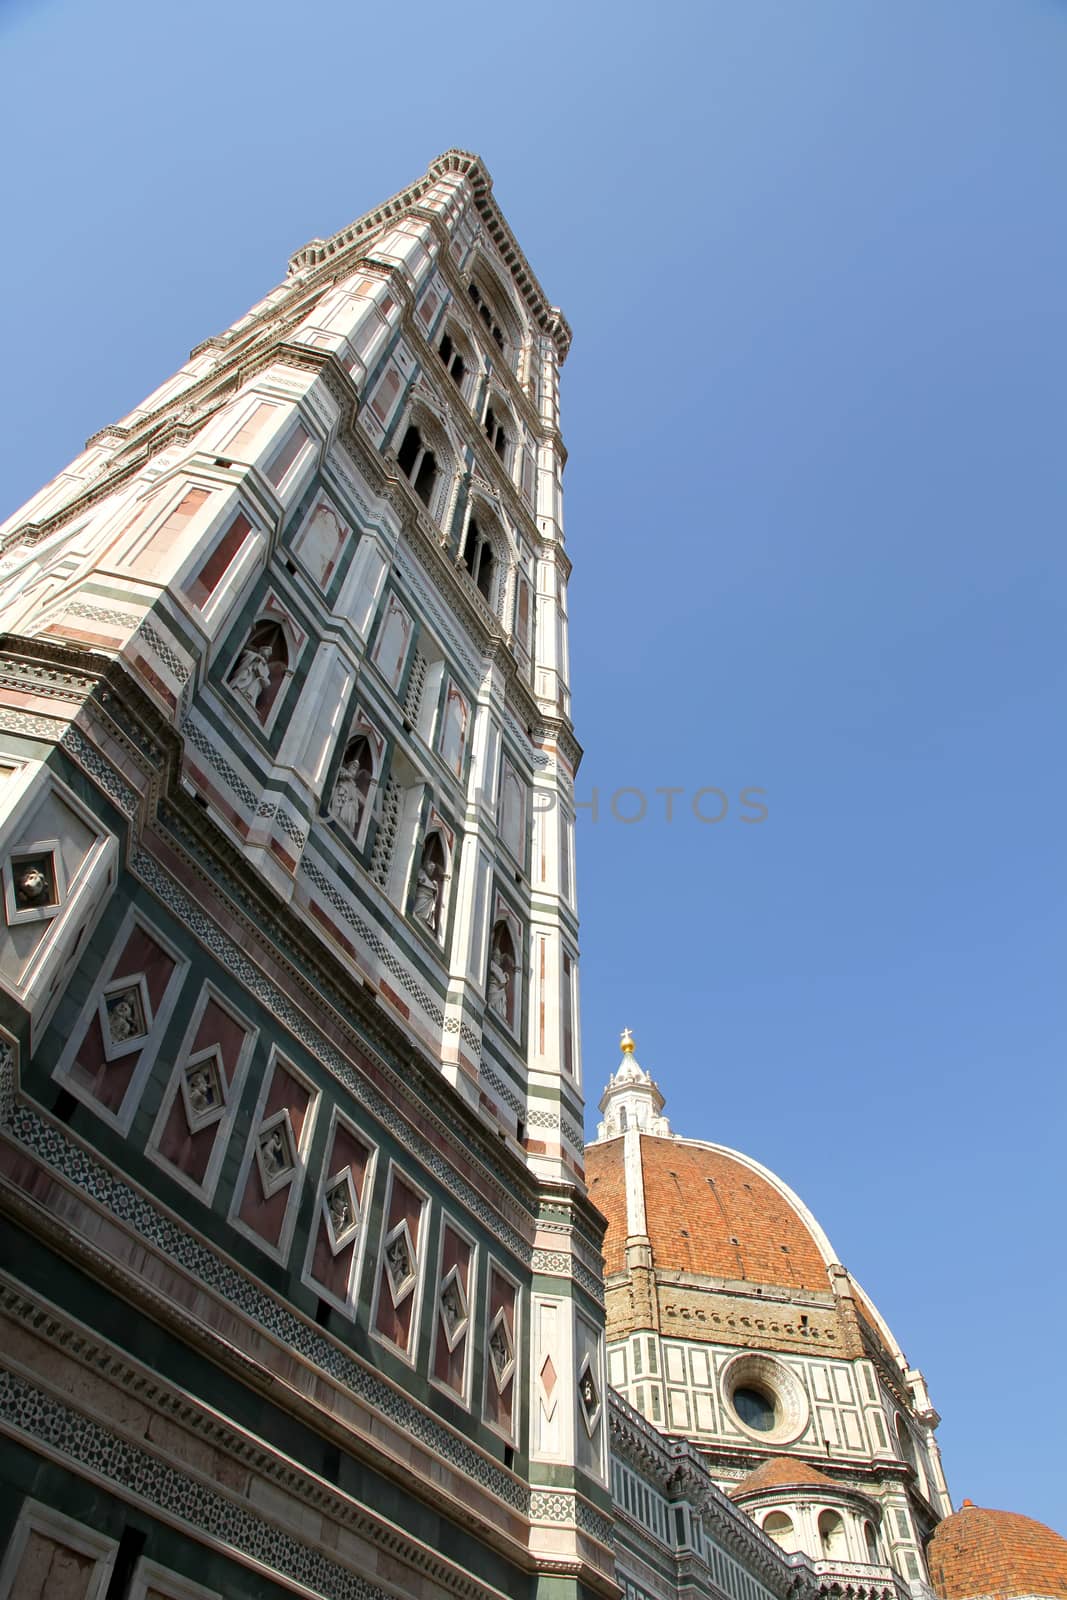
[3,0,1065,1535]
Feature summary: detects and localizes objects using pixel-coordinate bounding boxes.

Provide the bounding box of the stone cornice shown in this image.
[0,1274,521,1600]
[287,150,572,365]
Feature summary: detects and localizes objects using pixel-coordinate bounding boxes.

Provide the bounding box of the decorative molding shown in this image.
[5,1097,529,1511]
[0,1365,512,1600]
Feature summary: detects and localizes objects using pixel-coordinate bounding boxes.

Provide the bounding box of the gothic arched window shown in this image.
[397,423,438,508]
[483,399,511,465]
[461,517,496,606]
[437,328,468,392]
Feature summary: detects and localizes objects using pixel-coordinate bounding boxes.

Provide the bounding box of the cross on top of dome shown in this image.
[594,1029,673,1141]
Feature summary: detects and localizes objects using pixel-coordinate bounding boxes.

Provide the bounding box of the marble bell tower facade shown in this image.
[0,151,609,1600]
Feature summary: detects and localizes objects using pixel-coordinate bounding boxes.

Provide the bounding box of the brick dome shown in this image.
[928,1503,1067,1600]
[587,1133,835,1292]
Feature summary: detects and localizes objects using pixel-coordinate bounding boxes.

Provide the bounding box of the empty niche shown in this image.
[371,592,414,692]
[438,681,469,779]
[292,495,349,590]
[497,757,526,864]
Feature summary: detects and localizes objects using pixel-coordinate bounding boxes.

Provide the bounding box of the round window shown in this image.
[733,1385,777,1433]
[721,1353,810,1446]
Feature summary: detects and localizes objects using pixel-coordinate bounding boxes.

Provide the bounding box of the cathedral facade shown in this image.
[0,151,1064,1600]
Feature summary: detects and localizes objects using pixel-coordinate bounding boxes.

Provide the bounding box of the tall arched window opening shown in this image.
[484,404,509,462]
[437,331,466,389]
[397,424,438,508]
[461,518,496,605]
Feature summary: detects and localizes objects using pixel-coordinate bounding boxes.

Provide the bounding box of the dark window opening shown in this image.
[104,1526,147,1600]
[733,1385,777,1433]
[484,404,509,462]
[52,1089,77,1124]
[438,332,466,387]
[467,280,508,354]
[413,449,437,506]
[398,423,439,508]
[461,518,496,603]
[397,424,420,477]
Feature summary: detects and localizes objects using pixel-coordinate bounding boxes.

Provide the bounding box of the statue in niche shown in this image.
[259,1125,291,1179]
[15,863,51,907]
[229,642,272,708]
[413,831,446,934]
[580,1371,598,1413]
[413,862,439,927]
[329,736,373,837]
[186,1063,219,1115]
[487,921,516,1025]
[487,954,509,1019]
[107,994,141,1043]
[440,1279,464,1336]
[327,1183,352,1235]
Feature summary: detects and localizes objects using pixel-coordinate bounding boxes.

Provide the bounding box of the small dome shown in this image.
[730,1456,842,1498]
[928,1503,1067,1600]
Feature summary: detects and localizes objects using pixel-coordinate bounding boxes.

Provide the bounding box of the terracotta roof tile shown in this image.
[639,1137,830,1291]
[731,1456,841,1497]
[928,1504,1067,1600]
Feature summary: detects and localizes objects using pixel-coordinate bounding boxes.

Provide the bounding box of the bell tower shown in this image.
[0,153,609,1600]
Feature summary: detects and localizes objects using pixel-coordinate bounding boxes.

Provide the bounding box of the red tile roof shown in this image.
[928,1504,1067,1600]
[731,1456,841,1497]
[619,1136,832,1291]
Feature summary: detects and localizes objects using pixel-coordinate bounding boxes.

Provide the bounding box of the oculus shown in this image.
[722,1351,810,1446]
